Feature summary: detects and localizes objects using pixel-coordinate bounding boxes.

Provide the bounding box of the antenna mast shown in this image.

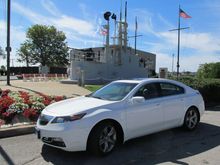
[124,1,128,48]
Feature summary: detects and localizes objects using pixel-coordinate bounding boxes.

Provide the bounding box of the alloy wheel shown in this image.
[185,109,198,129]
[99,125,117,153]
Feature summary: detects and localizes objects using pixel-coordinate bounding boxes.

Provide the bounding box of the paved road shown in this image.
[0,111,220,165]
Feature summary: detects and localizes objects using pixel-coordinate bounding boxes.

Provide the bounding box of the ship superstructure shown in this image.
[69,2,156,84]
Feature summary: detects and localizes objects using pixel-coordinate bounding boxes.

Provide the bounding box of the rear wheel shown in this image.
[88,122,117,156]
[183,108,199,130]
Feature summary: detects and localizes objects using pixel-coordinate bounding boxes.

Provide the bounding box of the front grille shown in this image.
[42,137,66,147]
[39,114,53,126]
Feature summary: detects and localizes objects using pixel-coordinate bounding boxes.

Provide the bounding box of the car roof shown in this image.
[115,78,172,83]
[115,78,190,88]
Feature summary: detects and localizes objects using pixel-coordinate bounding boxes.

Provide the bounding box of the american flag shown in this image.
[100,26,108,36]
[179,9,191,19]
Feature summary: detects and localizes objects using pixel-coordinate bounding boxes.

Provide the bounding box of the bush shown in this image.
[171,77,220,104]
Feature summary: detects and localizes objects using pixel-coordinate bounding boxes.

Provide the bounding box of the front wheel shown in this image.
[183,108,200,130]
[88,122,117,156]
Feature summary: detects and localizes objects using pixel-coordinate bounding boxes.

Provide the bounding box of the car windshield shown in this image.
[89,82,138,101]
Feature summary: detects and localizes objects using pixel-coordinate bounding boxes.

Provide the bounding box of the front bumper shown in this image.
[36,120,90,152]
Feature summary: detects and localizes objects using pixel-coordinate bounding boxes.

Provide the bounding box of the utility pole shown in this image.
[169,6,190,79]
[6,0,11,85]
[172,54,174,75]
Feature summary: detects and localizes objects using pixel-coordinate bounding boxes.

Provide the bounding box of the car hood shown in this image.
[43,96,115,116]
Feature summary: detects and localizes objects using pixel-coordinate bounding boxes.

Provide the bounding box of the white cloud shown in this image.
[12,2,49,25]
[160,31,220,53]
[145,29,220,72]
[157,14,175,29]
[0,20,26,48]
[12,2,97,38]
[156,52,219,72]
[52,15,95,36]
[0,20,26,66]
[129,9,159,37]
[41,0,61,16]
[79,3,89,19]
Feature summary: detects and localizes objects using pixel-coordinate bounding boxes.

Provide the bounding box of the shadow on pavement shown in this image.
[41,122,220,165]
[0,146,15,165]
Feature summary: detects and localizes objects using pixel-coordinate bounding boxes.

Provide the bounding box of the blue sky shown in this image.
[0,0,219,72]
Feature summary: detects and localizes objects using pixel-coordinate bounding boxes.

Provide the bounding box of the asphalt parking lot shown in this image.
[0,110,220,165]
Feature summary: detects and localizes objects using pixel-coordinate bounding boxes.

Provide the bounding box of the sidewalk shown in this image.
[0,80,90,97]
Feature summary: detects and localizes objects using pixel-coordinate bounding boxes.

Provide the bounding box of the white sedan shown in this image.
[36,78,205,156]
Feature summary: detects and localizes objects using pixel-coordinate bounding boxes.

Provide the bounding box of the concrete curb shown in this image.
[0,125,35,139]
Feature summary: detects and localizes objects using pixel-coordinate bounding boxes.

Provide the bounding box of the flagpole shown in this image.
[177,5,181,79]
[169,6,190,79]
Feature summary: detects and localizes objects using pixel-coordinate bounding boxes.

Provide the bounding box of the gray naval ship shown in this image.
[68,2,156,84]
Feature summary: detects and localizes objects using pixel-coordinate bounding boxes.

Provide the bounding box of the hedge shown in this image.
[171,77,220,104]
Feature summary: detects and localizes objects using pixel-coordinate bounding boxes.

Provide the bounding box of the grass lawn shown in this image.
[84,85,103,92]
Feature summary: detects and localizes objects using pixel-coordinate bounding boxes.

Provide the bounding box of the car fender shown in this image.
[83,108,127,142]
[181,92,205,125]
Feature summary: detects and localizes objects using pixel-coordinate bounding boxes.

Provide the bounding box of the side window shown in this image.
[160,83,184,96]
[134,83,160,100]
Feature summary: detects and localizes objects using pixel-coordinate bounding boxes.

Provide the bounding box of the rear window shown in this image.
[160,83,185,96]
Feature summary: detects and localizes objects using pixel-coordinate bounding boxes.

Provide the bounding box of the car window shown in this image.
[134,83,160,100]
[160,83,184,96]
[90,82,138,101]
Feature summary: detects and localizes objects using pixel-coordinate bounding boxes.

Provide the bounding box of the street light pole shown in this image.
[6,0,11,85]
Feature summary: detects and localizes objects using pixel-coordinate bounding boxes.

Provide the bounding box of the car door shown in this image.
[158,82,185,129]
[125,83,165,139]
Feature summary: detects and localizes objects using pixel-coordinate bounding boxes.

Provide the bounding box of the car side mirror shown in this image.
[131,96,145,104]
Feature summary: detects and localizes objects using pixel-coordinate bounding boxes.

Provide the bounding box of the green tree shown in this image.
[17,42,32,67]
[197,62,220,78]
[18,25,69,67]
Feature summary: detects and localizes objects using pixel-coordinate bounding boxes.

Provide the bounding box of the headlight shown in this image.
[51,113,86,124]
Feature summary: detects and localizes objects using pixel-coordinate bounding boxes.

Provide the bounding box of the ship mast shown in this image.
[103,1,128,65]
[103,11,111,63]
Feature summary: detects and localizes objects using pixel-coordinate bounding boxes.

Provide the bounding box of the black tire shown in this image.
[183,107,200,131]
[87,122,118,156]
